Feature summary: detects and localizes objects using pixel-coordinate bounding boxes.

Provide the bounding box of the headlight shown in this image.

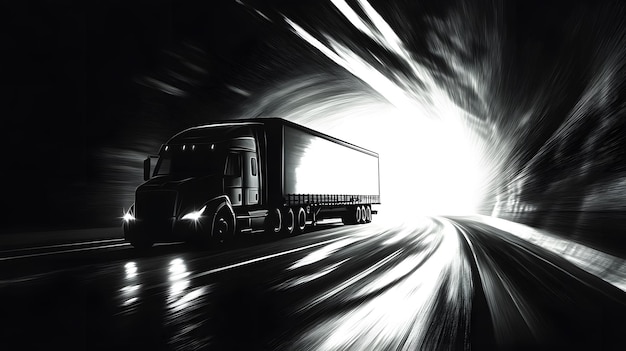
[181,205,207,221]
[123,207,135,222]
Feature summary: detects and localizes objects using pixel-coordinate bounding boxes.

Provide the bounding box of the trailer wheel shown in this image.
[282,207,295,235]
[295,207,307,234]
[359,206,367,224]
[365,205,372,223]
[356,206,363,224]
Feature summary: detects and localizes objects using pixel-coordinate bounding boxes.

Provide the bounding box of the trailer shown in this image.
[122,118,380,248]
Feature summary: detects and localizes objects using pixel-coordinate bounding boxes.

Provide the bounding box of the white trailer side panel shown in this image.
[283,126,379,197]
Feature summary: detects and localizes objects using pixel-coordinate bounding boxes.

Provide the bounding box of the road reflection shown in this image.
[119,261,141,311]
[167,258,207,313]
[164,257,211,350]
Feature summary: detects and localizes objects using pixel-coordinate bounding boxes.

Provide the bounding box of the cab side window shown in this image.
[225,153,241,176]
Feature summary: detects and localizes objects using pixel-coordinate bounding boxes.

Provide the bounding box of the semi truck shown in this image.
[122,118,380,248]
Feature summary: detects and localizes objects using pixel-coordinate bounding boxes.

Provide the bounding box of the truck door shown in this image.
[243,152,259,206]
[224,152,243,206]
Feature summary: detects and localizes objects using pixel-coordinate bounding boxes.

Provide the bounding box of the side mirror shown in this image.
[143,157,151,181]
[144,155,160,181]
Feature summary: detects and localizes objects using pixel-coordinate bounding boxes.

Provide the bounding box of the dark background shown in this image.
[3,0,626,246]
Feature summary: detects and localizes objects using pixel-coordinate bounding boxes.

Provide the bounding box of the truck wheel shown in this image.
[295,207,307,234]
[365,205,372,223]
[356,206,363,224]
[282,208,295,235]
[359,206,367,224]
[212,209,234,244]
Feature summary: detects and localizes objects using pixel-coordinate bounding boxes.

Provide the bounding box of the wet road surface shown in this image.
[1,217,625,350]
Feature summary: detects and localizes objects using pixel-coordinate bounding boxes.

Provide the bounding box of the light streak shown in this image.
[244,0,501,216]
[292,218,472,349]
[277,259,349,290]
[289,237,361,270]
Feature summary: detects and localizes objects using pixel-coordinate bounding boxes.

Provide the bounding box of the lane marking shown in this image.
[191,236,354,279]
[0,243,131,261]
[0,238,125,254]
[0,227,373,280]
[0,241,190,262]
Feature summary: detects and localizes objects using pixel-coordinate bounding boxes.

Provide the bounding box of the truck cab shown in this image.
[123,123,265,248]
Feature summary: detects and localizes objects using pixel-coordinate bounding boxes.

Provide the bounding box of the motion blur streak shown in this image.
[289,237,362,269]
[245,1,497,216]
[292,219,472,350]
[189,226,367,279]
[382,216,435,245]
[455,223,543,344]
[277,259,350,290]
[467,215,626,292]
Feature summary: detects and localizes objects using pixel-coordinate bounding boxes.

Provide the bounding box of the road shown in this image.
[1,217,625,350]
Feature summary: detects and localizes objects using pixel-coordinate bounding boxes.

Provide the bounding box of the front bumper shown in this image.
[123,217,211,243]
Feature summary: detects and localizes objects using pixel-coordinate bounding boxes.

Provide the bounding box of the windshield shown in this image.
[154,144,226,178]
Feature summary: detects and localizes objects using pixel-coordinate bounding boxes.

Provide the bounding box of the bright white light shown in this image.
[170,280,190,296]
[291,136,378,195]
[169,258,190,281]
[281,98,491,217]
[169,287,207,312]
[122,209,135,222]
[123,297,138,306]
[278,1,496,216]
[181,205,206,221]
[120,284,141,293]
[125,262,138,279]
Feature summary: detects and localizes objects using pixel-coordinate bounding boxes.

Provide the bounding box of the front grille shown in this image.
[136,190,178,219]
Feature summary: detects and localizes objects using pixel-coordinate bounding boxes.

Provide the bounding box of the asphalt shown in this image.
[1,217,625,350]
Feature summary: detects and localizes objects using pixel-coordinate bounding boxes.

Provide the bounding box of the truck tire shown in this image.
[212,208,235,244]
[282,207,295,235]
[295,207,307,234]
[356,206,363,224]
[365,205,372,223]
